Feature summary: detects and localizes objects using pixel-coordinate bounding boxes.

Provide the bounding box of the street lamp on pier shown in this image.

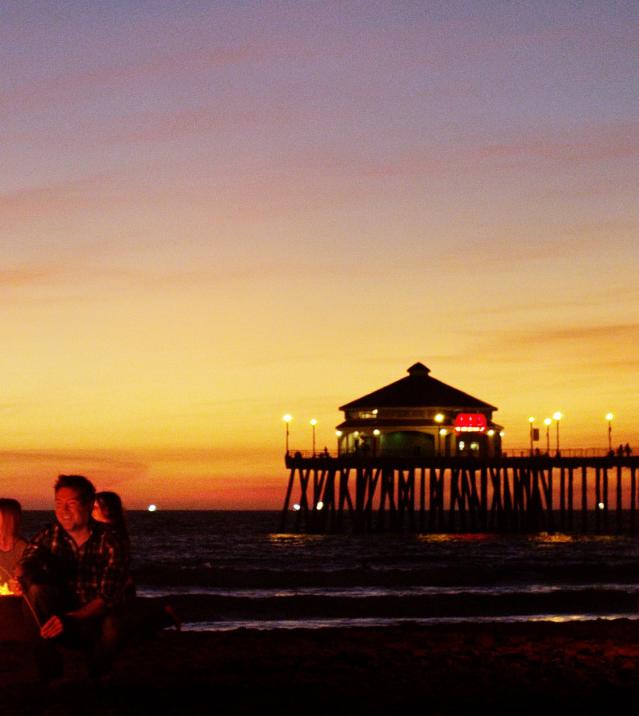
[439,428,448,456]
[434,413,444,454]
[605,413,614,453]
[528,417,535,456]
[282,414,292,455]
[543,418,552,455]
[552,412,562,456]
[310,418,317,456]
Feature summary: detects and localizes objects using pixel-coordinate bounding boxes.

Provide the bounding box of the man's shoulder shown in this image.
[21,522,63,562]
[27,522,60,544]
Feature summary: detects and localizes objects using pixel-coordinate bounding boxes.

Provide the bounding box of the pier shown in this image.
[279,454,639,534]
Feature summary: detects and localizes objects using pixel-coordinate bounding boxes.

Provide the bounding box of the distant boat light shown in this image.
[147,504,158,512]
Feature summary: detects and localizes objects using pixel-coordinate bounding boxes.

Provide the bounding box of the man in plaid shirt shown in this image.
[19,474,129,681]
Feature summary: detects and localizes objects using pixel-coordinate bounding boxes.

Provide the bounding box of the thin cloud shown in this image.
[475,122,639,165]
[442,235,601,268]
[438,222,636,269]
[62,257,392,292]
[0,450,147,472]
[107,103,298,145]
[362,121,639,178]
[0,267,60,288]
[479,284,639,317]
[5,45,271,112]
[134,446,271,463]
[0,175,113,220]
[470,17,639,60]
[472,324,639,361]
[508,324,639,345]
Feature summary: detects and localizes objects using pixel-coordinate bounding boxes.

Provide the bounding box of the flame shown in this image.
[0,581,15,596]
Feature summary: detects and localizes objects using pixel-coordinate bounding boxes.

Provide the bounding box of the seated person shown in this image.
[93,490,180,632]
[0,498,27,593]
[19,475,129,682]
[93,491,136,602]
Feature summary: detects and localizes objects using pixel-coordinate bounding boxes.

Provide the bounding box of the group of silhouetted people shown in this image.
[0,476,179,685]
[608,443,632,458]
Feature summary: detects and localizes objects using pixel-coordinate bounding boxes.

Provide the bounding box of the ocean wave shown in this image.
[137,582,639,600]
[136,585,639,629]
[182,613,639,632]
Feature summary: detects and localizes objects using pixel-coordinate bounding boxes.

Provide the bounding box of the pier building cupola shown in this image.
[336,362,502,458]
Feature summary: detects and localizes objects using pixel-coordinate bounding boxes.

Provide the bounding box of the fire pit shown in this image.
[0,585,27,641]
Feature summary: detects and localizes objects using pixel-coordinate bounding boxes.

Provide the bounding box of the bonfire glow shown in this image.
[0,581,14,596]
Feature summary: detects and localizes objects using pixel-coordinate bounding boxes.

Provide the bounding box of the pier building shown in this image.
[280,361,639,535]
[336,362,502,459]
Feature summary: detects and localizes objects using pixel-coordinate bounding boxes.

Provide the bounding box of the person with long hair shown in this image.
[92,490,180,631]
[93,492,128,542]
[0,498,27,593]
[93,491,133,591]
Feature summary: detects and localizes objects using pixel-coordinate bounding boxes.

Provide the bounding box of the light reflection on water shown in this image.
[417,533,496,543]
[532,533,575,543]
[268,533,329,545]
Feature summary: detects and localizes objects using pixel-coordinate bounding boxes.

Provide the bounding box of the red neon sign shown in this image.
[454,413,488,432]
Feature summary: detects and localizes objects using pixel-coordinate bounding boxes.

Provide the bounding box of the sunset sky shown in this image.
[2,1,638,509]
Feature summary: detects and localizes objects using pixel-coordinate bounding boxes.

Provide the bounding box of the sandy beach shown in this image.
[3,619,639,715]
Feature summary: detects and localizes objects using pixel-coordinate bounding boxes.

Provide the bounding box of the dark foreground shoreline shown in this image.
[3,619,639,715]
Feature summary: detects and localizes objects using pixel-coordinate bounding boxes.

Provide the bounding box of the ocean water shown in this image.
[22,511,639,631]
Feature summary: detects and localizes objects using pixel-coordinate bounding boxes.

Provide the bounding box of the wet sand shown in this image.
[3,619,639,714]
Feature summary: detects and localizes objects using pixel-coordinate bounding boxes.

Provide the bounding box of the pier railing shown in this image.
[286,447,620,459]
[279,454,639,534]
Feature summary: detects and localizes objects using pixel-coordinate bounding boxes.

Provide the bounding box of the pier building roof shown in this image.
[339,362,497,412]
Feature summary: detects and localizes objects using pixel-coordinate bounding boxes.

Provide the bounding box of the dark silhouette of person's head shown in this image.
[94,491,123,521]
[94,491,128,538]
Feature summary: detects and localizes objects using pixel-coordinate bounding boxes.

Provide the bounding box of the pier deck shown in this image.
[280,455,639,534]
